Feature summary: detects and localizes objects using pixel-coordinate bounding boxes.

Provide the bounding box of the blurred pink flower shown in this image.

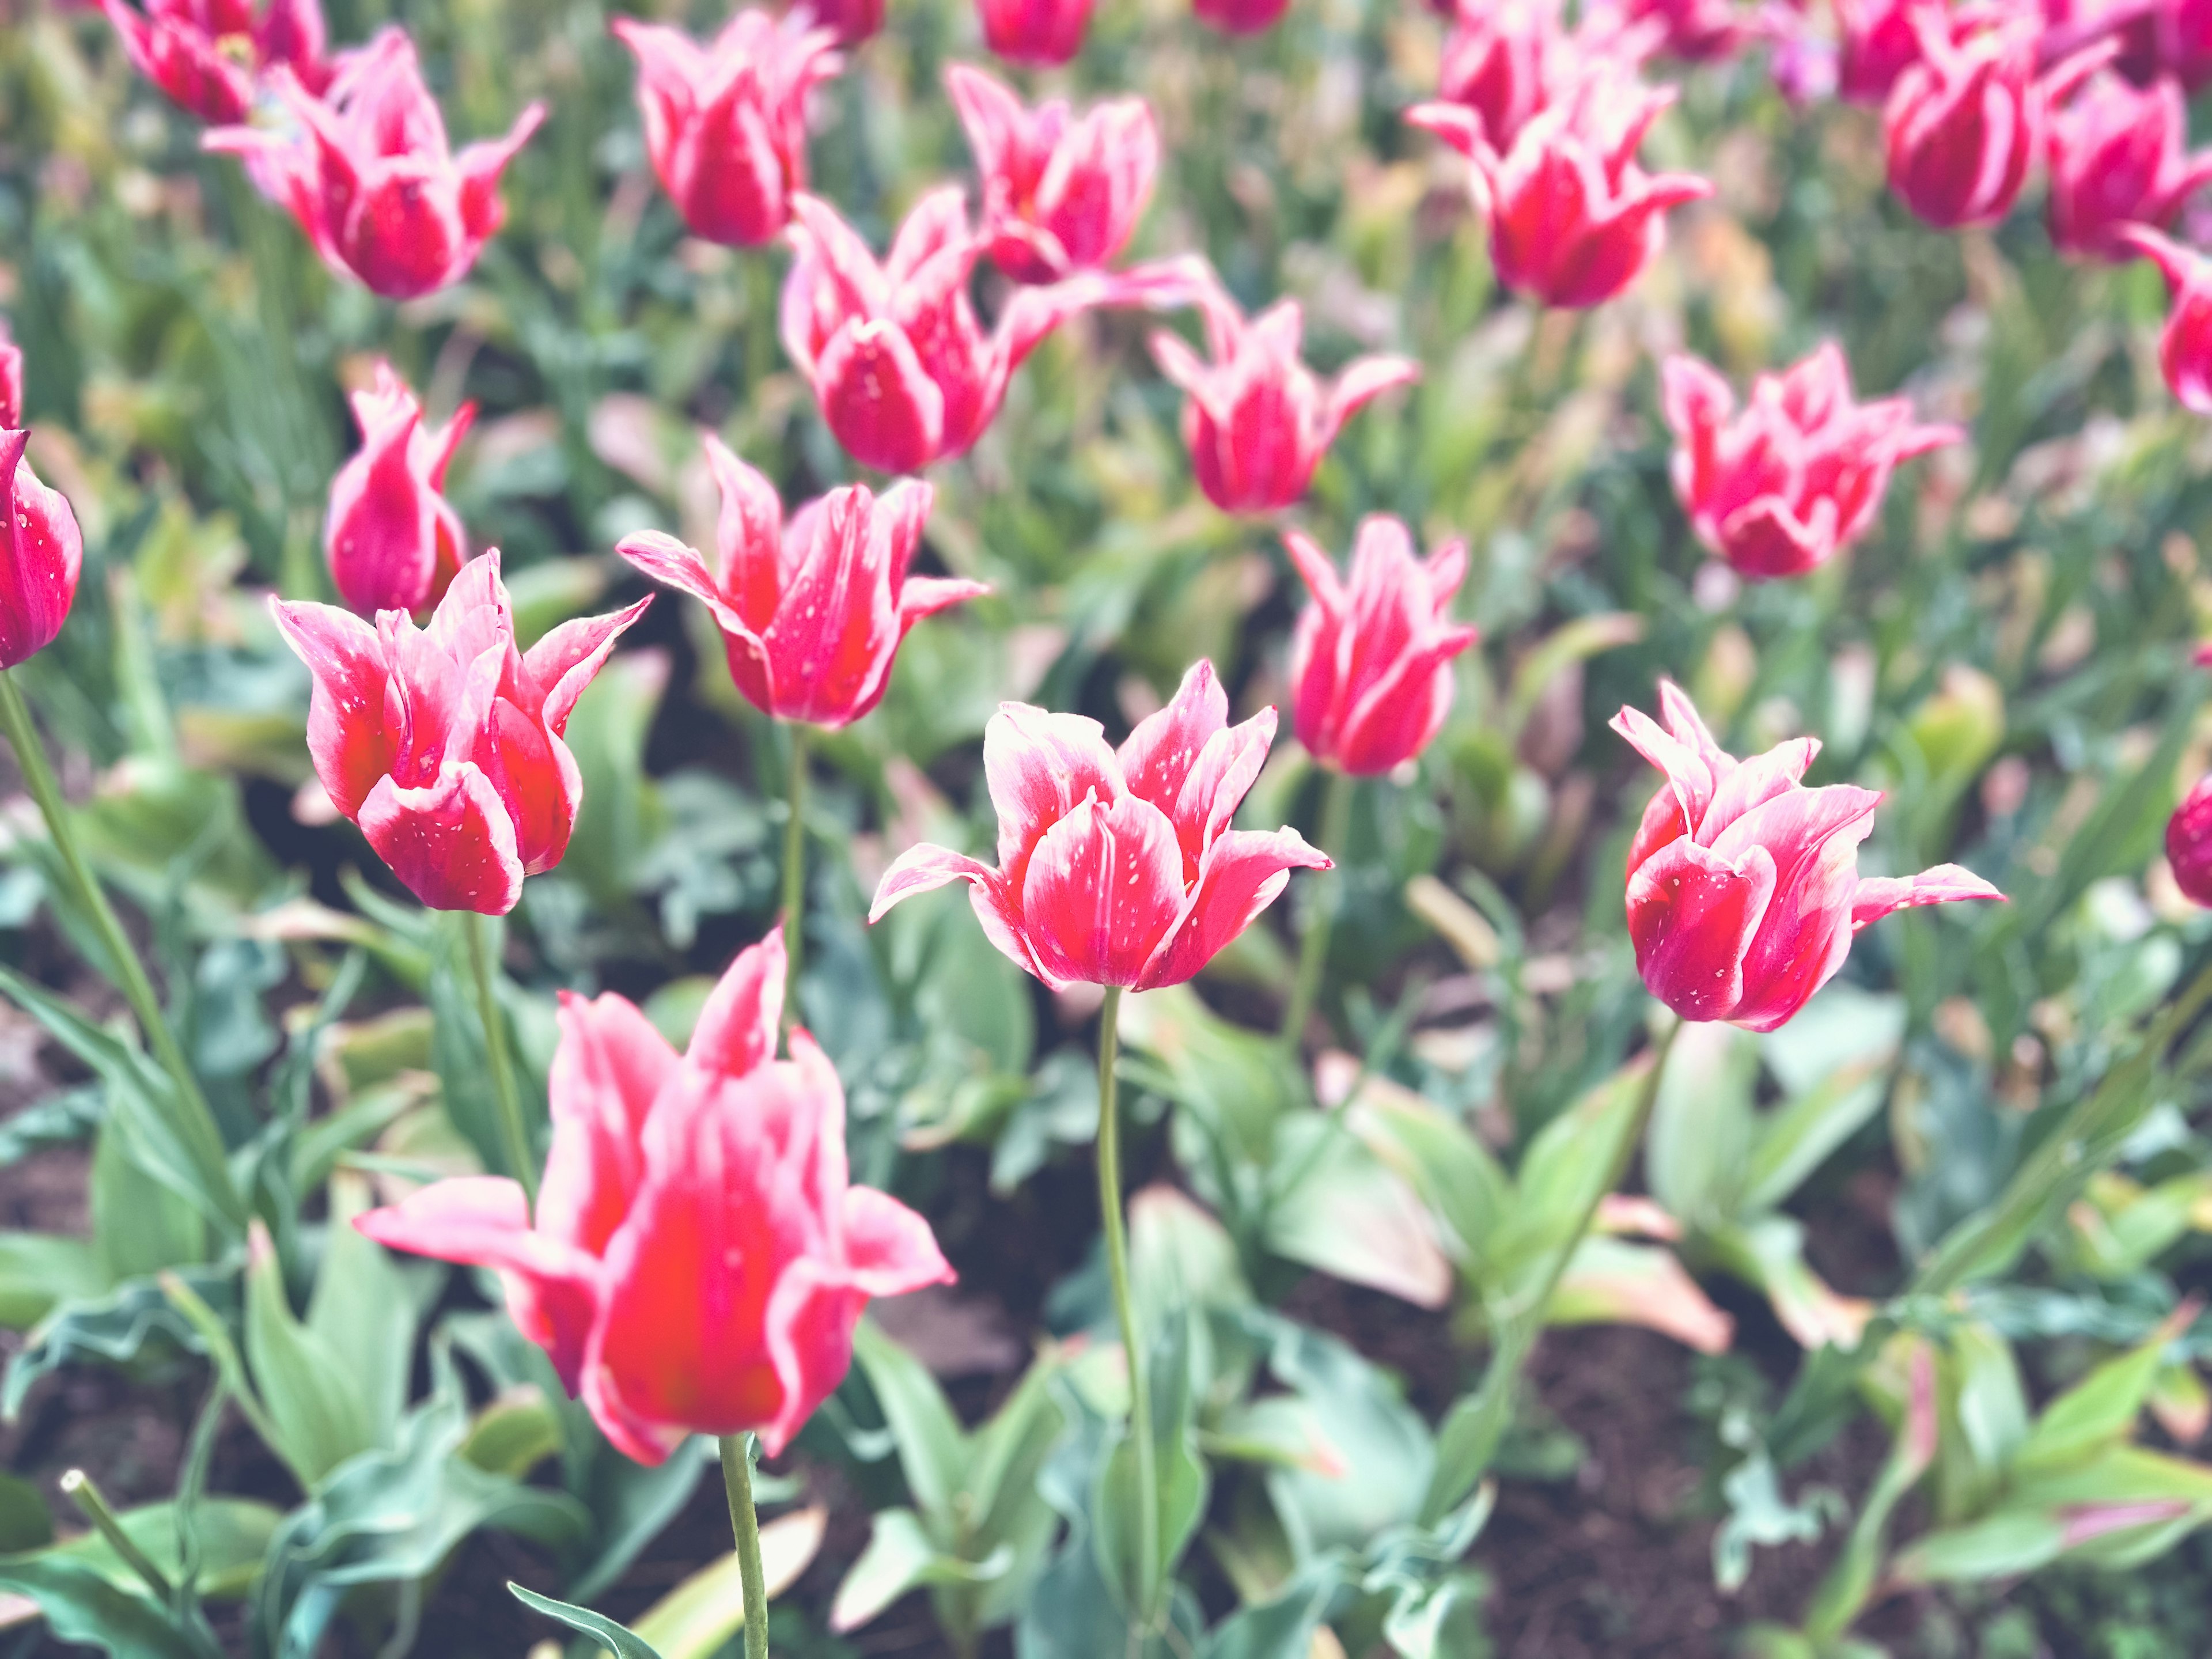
[2118,223,2212,414]
[325,362,473,617]
[1194,0,1290,34]
[103,0,330,125]
[976,0,1094,63]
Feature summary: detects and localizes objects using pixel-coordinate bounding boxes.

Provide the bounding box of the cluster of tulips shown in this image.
[22,0,2212,1644]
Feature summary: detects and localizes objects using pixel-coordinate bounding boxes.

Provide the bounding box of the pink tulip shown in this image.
[870,660,1329,989]
[1611,0,1755,59]
[2046,73,2212,257]
[102,0,331,126]
[976,0,1094,65]
[1284,518,1480,777]
[270,551,649,915]
[357,926,952,1464]
[1149,288,1418,514]
[325,362,474,618]
[612,10,840,249]
[205,28,546,299]
[1408,62,1713,309]
[1834,0,1929,101]
[617,436,985,728]
[1434,0,1568,151]
[1194,0,1290,35]
[2118,224,2212,414]
[0,428,82,673]
[798,0,883,43]
[1661,344,1961,580]
[2168,772,2212,903]
[1614,681,2001,1030]
[946,64,1159,284]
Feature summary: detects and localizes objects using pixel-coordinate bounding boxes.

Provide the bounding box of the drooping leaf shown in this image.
[507,1584,665,1659]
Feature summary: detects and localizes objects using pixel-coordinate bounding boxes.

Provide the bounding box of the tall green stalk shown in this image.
[781,723,809,1033]
[1279,767,1355,1051]
[719,1433,772,1659]
[1094,986,1160,1623]
[0,670,238,1225]
[464,911,536,1213]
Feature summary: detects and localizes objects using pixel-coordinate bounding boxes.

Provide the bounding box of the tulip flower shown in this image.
[325,362,474,618]
[1884,8,2107,229]
[2168,774,2212,904]
[1834,0,1927,101]
[270,550,649,915]
[617,436,984,729]
[357,926,953,1464]
[870,660,1330,989]
[1194,0,1290,35]
[1613,682,2001,1030]
[205,28,546,299]
[1661,344,1961,580]
[0,431,83,675]
[2045,73,2212,258]
[783,188,1170,471]
[976,0,1094,64]
[2117,224,2212,415]
[1283,518,1480,777]
[611,10,840,249]
[102,0,331,126]
[1408,63,1713,309]
[1149,290,1418,514]
[946,65,1159,284]
[1434,0,1567,151]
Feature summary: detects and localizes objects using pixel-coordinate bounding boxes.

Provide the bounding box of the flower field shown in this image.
[2,0,2212,1653]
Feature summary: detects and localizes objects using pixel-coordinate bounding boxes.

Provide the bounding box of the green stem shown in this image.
[719,1433,772,1659]
[0,671,237,1225]
[1279,767,1354,1051]
[60,1469,172,1603]
[1094,987,1160,1623]
[781,723,809,1035]
[464,911,536,1213]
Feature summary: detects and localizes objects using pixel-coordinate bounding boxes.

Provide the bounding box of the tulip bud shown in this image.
[2046,73,2212,259]
[1283,518,1480,777]
[2117,223,2212,415]
[0,431,83,673]
[103,0,332,126]
[612,10,840,249]
[1613,682,2001,1029]
[324,362,474,617]
[872,661,1330,990]
[618,436,986,729]
[2168,772,2212,904]
[976,0,1094,65]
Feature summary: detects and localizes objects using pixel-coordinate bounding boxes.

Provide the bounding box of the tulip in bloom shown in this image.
[611,10,840,249]
[2117,224,2212,415]
[1408,63,1713,309]
[357,926,952,1464]
[870,661,1330,989]
[103,0,331,126]
[270,551,649,915]
[1434,0,1562,150]
[1661,344,1961,579]
[205,28,546,299]
[1614,682,2001,1030]
[1194,0,1290,35]
[2045,73,2212,257]
[1283,518,1480,776]
[325,362,474,618]
[0,433,83,675]
[2168,773,2212,904]
[1833,0,1927,101]
[976,0,1094,65]
[616,436,984,729]
[946,65,1158,283]
[1149,290,1418,514]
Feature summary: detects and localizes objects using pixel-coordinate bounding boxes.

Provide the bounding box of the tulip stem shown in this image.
[464,911,536,1214]
[0,670,239,1226]
[719,1433,772,1659]
[781,723,809,1035]
[1279,767,1354,1052]
[1094,985,1160,1623]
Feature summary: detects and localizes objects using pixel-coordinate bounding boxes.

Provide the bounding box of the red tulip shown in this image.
[1408,62,1712,309]
[1614,681,2001,1031]
[102,0,331,126]
[1194,0,1290,35]
[1284,518,1479,777]
[1661,344,1961,580]
[616,437,984,729]
[1149,289,1418,514]
[2168,773,2212,903]
[2118,224,2212,414]
[205,28,546,299]
[1834,0,1927,101]
[357,926,953,1464]
[2046,73,2212,257]
[975,0,1094,65]
[325,362,474,618]
[612,10,840,249]
[0,430,83,673]
[1883,7,2105,229]
[946,64,1158,284]
[870,660,1329,989]
[270,551,649,915]
[782,188,1176,471]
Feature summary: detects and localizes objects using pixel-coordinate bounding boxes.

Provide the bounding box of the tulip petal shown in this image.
[270,597,394,820]
[868,842,1054,986]
[543,992,675,1259]
[1141,825,1330,990]
[1119,659,1230,818]
[813,320,946,473]
[526,595,654,735]
[840,1185,957,1299]
[688,925,787,1078]
[1170,709,1278,868]
[1625,836,1778,1022]
[1711,785,1881,1031]
[1850,863,2005,929]
[357,761,526,915]
[1020,793,1186,987]
[983,702,1123,891]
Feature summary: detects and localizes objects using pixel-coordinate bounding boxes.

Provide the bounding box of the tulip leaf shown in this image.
[244,1232,376,1490]
[850,1317,968,1525]
[1339,1075,1509,1263]
[0,1229,106,1332]
[1262,1113,1452,1310]
[830,1506,1013,1633]
[3,1267,235,1420]
[628,1506,827,1659]
[508,1584,666,1659]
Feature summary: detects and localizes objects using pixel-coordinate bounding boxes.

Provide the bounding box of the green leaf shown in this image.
[459,1388,563,1481]
[2014,1312,2187,1476]
[850,1318,968,1524]
[89,1120,204,1285]
[1742,1054,1893,1217]
[628,1506,825,1659]
[305,1172,415,1448]
[1805,1350,1937,1639]
[1263,1114,1451,1310]
[0,1473,51,1553]
[0,1554,203,1657]
[1645,1021,1758,1228]
[830,1506,1013,1633]
[1130,1185,1251,1335]
[1340,1075,1509,1261]
[1492,1054,1654,1290]
[243,1225,376,1489]
[1094,1317,1209,1617]
[0,1231,106,1331]
[4,1268,233,1419]
[50,1497,281,1600]
[508,1584,665,1659]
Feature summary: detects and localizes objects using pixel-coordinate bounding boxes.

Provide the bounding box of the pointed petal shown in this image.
[1625,836,1778,1022]
[1850,864,2005,929]
[1139,825,1329,990]
[688,925,787,1078]
[1018,793,1186,987]
[1118,658,1229,817]
[540,991,676,1257]
[269,596,393,819]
